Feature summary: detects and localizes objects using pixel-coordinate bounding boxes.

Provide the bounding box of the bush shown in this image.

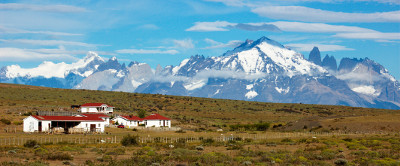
[24,140,39,148]
[334,159,348,166]
[0,119,11,125]
[229,122,270,131]
[121,134,138,146]
[45,153,73,160]
[202,138,214,145]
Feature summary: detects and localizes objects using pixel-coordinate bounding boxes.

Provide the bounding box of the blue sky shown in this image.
[0,0,399,79]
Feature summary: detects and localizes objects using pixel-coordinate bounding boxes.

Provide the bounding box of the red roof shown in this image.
[82,114,110,118]
[121,115,142,121]
[80,103,114,107]
[142,113,170,120]
[31,115,104,121]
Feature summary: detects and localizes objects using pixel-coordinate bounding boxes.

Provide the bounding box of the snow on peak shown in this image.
[215,36,327,76]
[4,51,104,79]
[245,90,258,99]
[110,56,117,61]
[84,51,104,62]
[172,58,189,75]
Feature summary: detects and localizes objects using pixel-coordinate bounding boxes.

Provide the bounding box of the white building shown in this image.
[112,115,142,128]
[142,113,171,128]
[79,103,114,114]
[23,114,109,133]
[112,113,171,128]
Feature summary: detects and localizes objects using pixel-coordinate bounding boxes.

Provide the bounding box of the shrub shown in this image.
[229,122,270,131]
[0,119,11,125]
[121,134,138,146]
[24,140,38,148]
[45,153,73,160]
[281,138,293,143]
[202,138,214,145]
[334,159,348,166]
[137,109,147,118]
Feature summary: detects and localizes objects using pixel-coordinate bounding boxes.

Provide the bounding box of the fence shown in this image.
[0,131,395,146]
[0,136,119,146]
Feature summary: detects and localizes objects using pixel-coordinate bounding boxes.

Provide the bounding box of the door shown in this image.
[38,122,42,132]
[163,120,165,127]
[90,124,96,132]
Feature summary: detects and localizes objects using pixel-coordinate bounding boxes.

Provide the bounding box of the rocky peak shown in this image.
[322,54,337,72]
[308,47,321,66]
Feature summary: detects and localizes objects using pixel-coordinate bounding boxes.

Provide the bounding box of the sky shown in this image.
[0,0,399,80]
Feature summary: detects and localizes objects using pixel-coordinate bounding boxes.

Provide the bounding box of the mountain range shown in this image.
[1,36,399,109]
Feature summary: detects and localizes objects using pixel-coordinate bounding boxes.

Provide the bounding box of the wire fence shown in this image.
[0,131,396,146]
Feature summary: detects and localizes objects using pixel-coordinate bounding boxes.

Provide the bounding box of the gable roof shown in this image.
[82,114,110,118]
[143,113,171,120]
[81,103,114,108]
[31,115,104,122]
[120,115,142,121]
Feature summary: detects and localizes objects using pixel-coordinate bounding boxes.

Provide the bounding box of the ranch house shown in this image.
[142,113,171,128]
[23,113,110,133]
[79,103,114,114]
[112,113,171,128]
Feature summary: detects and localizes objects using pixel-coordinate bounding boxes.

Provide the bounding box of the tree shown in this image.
[137,109,147,118]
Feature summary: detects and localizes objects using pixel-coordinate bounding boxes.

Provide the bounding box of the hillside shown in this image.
[0,83,399,133]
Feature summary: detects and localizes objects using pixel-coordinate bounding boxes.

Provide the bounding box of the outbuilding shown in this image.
[142,113,171,128]
[112,115,142,128]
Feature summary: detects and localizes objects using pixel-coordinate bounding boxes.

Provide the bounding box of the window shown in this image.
[166,121,168,125]
[159,120,161,125]
[86,123,88,127]
[98,123,100,127]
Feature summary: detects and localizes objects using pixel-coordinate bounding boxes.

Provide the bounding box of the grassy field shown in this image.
[0,83,399,165]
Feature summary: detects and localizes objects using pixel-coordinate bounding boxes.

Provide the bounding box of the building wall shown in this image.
[76,121,105,132]
[112,117,139,128]
[23,116,38,132]
[80,107,99,113]
[80,107,113,114]
[23,117,52,132]
[102,117,110,126]
[41,121,51,132]
[144,120,171,128]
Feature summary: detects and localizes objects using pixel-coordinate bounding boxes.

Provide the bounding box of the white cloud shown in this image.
[252,6,400,23]
[286,43,354,51]
[0,3,87,13]
[173,39,195,49]
[0,39,99,47]
[203,38,243,49]
[0,26,82,36]
[333,32,400,40]
[187,21,280,32]
[204,0,248,7]
[32,46,116,56]
[116,49,179,54]
[0,47,78,62]
[270,21,376,33]
[186,21,236,31]
[187,21,376,33]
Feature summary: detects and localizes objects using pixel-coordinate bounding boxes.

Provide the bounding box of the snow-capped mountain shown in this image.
[0,51,104,88]
[335,57,400,104]
[1,36,399,109]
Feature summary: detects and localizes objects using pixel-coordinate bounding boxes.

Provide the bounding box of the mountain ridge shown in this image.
[1,36,399,109]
